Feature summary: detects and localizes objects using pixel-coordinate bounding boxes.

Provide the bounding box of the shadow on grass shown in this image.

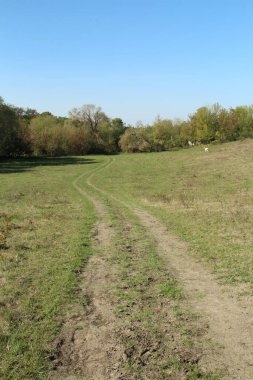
[0,156,96,174]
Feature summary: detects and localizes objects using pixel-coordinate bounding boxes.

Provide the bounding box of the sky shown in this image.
[1,0,253,125]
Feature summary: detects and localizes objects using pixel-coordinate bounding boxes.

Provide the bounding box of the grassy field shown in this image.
[92,139,253,287]
[0,157,101,379]
[1,139,252,379]
[76,162,221,379]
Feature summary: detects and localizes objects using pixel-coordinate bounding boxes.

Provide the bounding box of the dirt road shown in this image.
[50,158,253,380]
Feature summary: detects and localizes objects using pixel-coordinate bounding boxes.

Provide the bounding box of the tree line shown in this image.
[0,97,253,157]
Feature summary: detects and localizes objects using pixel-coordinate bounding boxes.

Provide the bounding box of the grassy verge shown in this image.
[91,139,253,287]
[0,157,99,379]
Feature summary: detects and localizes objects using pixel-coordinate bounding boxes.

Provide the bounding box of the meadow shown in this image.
[0,139,252,379]
[0,157,100,379]
[93,139,253,287]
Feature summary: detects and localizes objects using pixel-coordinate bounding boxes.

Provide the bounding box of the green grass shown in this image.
[80,177,221,379]
[1,139,251,378]
[91,139,253,287]
[0,157,101,379]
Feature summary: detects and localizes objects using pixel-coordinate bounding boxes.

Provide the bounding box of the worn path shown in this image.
[134,208,253,379]
[87,158,253,380]
[51,157,253,379]
[50,167,125,380]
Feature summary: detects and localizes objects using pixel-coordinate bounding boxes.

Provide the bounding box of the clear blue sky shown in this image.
[1,0,253,124]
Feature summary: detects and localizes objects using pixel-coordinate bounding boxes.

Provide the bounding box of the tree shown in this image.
[119,126,153,153]
[229,106,253,140]
[12,107,39,121]
[189,107,211,143]
[68,105,125,153]
[69,104,109,135]
[29,115,65,156]
[0,102,21,157]
[119,128,139,153]
[111,118,125,151]
[152,118,177,151]
[64,119,94,154]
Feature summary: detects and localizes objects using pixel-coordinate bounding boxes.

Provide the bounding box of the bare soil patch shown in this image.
[50,185,125,379]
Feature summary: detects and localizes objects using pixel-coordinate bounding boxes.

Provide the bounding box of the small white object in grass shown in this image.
[188,140,195,147]
[204,147,209,152]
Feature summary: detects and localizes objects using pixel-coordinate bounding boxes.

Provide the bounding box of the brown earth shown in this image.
[49,179,125,380]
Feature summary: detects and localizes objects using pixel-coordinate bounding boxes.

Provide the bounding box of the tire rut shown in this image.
[85,159,253,379]
[52,157,253,379]
[50,172,125,380]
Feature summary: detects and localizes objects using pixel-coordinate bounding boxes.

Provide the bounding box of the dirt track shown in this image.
[50,177,125,380]
[50,158,253,379]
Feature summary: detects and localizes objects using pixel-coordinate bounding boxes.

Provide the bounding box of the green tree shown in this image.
[110,118,125,151]
[69,104,109,135]
[68,105,125,154]
[29,115,65,156]
[152,118,180,151]
[63,119,94,154]
[190,107,211,143]
[119,126,153,153]
[229,106,253,140]
[0,102,21,156]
